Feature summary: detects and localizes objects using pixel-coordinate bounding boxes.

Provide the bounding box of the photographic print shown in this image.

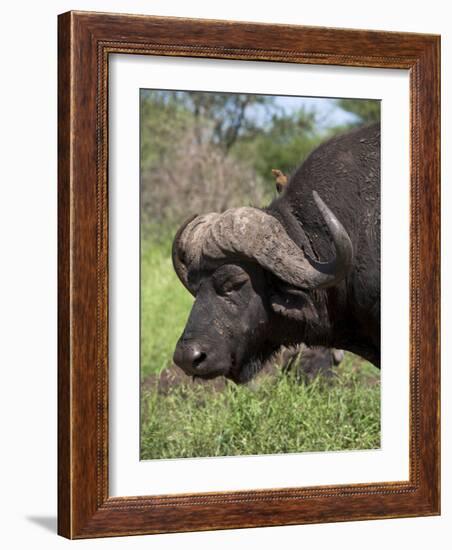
[140,90,381,460]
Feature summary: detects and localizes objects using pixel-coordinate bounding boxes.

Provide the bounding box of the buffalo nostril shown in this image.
[192,351,206,368]
[190,345,202,361]
[188,344,206,368]
[173,341,207,372]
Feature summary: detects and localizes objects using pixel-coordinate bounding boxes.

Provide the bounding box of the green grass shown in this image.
[141,234,193,378]
[141,357,380,459]
[140,234,380,459]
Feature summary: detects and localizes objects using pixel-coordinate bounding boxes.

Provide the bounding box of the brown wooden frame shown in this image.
[58,10,440,539]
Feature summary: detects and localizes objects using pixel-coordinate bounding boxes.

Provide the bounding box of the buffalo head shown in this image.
[172,192,353,383]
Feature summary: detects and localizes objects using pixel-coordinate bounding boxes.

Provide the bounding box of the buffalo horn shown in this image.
[172,191,353,291]
[172,214,199,295]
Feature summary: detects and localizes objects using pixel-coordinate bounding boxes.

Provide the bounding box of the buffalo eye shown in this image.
[213,267,249,296]
[219,277,248,295]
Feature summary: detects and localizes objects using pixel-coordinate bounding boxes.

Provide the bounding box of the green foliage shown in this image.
[336,99,381,126]
[140,90,268,230]
[140,90,192,175]
[140,92,381,204]
[141,356,380,459]
[175,91,271,151]
[140,90,270,168]
[241,109,324,195]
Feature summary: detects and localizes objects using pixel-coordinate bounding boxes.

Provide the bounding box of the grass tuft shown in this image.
[141,357,380,459]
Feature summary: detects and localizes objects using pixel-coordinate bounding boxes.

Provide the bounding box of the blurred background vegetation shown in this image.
[140,90,380,237]
[140,90,380,459]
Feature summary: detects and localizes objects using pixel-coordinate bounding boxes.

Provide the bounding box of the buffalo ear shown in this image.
[270,287,319,322]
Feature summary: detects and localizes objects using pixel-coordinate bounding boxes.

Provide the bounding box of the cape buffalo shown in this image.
[172,123,380,383]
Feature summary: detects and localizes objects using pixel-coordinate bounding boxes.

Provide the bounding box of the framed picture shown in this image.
[58,11,440,538]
